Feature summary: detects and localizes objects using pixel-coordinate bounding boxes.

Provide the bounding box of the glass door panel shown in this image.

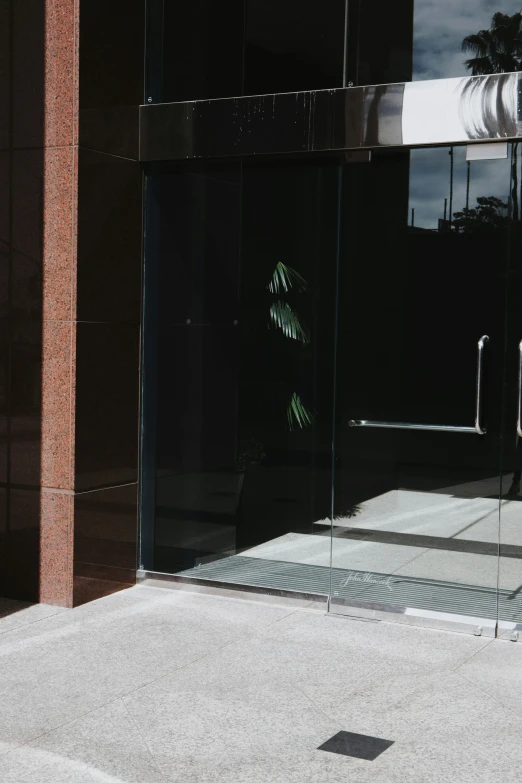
[141,158,340,596]
[499,143,522,637]
[331,145,512,631]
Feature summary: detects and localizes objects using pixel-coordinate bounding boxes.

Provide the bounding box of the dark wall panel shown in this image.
[79,0,145,158]
[76,149,142,323]
[73,483,137,606]
[74,322,140,493]
[74,0,145,604]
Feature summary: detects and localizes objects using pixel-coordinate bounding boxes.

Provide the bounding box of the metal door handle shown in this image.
[517,340,522,438]
[474,335,488,435]
[349,335,489,436]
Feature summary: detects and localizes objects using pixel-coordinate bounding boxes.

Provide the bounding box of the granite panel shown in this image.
[79,105,140,159]
[12,145,74,321]
[73,0,79,146]
[70,145,78,320]
[0,321,7,484]
[10,249,42,322]
[43,146,75,321]
[76,148,142,322]
[40,320,74,490]
[9,321,42,487]
[73,483,137,607]
[40,490,73,607]
[12,0,45,149]
[0,0,10,151]
[10,319,73,490]
[72,576,132,606]
[11,150,43,290]
[0,488,6,597]
[8,488,40,602]
[44,0,76,148]
[79,0,144,111]
[74,323,139,492]
[0,147,9,261]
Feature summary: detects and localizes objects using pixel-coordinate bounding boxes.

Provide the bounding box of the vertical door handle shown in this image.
[517,340,522,438]
[475,335,489,435]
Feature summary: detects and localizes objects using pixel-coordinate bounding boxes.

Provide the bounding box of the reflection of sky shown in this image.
[408,146,512,229]
[414,0,522,81]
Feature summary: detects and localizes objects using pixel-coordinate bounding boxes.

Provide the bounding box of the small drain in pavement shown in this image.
[318,730,394,761]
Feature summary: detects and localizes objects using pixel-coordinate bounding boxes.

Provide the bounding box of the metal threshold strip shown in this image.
[139,557,522,628]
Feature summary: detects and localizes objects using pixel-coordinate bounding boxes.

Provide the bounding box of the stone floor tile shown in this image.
[456,637,522,715]
[0,599,67,635]
[0,699,165,782]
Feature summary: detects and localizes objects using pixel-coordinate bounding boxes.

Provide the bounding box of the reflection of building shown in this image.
[3,2,522,643]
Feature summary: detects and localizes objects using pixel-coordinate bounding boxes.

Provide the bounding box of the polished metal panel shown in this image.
[140,72,522,161]
[348,336,489,436]
[517,340,522,438]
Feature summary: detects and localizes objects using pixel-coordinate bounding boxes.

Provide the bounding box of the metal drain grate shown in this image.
[179,555,522,623]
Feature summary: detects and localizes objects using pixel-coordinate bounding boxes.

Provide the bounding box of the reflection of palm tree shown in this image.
[463,13,522,220]
[462,12,522,74]
[268,262,315,431]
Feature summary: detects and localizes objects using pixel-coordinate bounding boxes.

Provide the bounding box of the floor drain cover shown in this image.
[318,730,394,761]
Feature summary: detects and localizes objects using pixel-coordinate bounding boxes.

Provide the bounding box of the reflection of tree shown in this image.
[268,261,314,431]
[453,196,509,233]
[462,12,522,74]
[462,15,522,220]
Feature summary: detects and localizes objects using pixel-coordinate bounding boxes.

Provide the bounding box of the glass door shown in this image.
[499,143,522,638]
[330,144,514,634]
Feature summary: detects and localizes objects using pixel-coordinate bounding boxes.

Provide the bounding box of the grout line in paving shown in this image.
[120,697,168,780]
[454,669,522,720]
[295,684,343,730]
[0,694,125,762]
[0,608,68,639]
[452,636,496,672]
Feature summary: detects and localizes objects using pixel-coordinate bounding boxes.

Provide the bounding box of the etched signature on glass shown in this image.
[337,572,394,592]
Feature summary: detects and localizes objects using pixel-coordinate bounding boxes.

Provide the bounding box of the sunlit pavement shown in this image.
[0,584,521,782]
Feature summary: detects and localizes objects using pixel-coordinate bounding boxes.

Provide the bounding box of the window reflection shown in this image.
[150,0,522,103]
[414,1,522,81]
[349,1,522,87]
[408,145,512,230]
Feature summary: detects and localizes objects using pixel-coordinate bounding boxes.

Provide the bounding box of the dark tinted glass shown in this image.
[347,0,522,87]
[159,0,244,102]
[244,0,346,95]
[149,0,346,103]
[141,159,340,586]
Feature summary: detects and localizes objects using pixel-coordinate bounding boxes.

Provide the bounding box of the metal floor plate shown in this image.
[179,555,522,624]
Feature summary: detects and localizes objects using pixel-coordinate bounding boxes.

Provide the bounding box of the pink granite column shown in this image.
[38,0,79,607]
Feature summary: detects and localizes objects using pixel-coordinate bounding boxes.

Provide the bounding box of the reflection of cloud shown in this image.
[402,74,518,145]
[408,145,512,228]
[414,0,522,81]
